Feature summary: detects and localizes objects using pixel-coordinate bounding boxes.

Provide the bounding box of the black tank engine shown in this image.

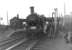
[10,6,54,39]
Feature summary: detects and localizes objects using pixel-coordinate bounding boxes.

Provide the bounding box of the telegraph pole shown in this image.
[49,8,50,17]
[7,11,9,25]
[64,2,66,16]
[63,2,66,26]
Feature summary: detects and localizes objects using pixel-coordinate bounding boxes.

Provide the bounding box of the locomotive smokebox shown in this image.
[30,6,34,14]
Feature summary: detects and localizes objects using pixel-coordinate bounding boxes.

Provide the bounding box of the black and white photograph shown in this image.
[0,0,72,50]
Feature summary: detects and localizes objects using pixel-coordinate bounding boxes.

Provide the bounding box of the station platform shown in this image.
[32,32,72,50]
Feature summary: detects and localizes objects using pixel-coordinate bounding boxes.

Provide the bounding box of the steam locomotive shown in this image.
[10,6,54,39]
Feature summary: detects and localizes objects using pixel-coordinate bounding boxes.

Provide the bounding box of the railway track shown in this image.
[0,37,28,50]
[0,32,47,50]
[0,36,41,50]
[10,39,39,50]
[9,34,47,50]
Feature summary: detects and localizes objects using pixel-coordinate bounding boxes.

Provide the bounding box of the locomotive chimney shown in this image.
[30,6,34,14]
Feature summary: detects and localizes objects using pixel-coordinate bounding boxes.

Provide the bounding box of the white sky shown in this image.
[0,0,71,24]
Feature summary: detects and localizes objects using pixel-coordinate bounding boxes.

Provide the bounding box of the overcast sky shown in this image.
[0,0,71,24]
